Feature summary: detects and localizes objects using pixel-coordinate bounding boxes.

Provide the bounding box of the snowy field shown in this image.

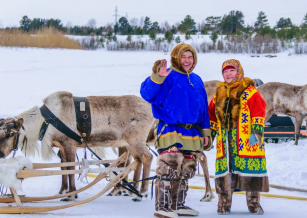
[1,47,307,217]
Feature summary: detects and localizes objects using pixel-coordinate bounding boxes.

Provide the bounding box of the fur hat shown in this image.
[222,59,244,84]
[171,43,197,74]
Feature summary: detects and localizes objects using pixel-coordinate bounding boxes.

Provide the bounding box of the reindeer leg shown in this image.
[124,143,152,202]
[294,113,303,145]
[61,142,77,201]
[52,141,68,195]
[198,152,215,202]
[108,146,132,197]
[264,110,274,123]
[138,146,152,198]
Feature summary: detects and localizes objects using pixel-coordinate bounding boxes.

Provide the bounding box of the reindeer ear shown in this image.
[15,118,24,130]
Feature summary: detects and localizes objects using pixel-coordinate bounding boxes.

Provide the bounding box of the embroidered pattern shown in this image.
[235,156,246,170]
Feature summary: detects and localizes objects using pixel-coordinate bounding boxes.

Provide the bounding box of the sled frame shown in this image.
[0,152,139,214]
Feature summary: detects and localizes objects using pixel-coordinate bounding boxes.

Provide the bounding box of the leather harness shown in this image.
[38,97,92,144]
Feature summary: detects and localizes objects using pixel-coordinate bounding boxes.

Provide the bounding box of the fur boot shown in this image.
[171,179,199,216]
[246,191,264,214]
[154,178,178,218]
[170,158,198,216]
[217,189,233,215]
[154,153,184,218]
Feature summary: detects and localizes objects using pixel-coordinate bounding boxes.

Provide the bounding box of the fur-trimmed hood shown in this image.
[170,43,197,74]
[215,77,256,130]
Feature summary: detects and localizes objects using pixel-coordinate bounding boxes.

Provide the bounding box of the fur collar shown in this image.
[215,78,256,130]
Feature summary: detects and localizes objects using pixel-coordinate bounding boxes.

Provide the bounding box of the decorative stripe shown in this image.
[252,117,265,127]
[252,124,264,133]
[160,131,203,141]
[210,121,218,131]
[150,76,163,84]
[184,154,197,159]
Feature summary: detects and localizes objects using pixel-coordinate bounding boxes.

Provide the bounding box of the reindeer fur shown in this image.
[0,91,155,201]
[258,82,307,145]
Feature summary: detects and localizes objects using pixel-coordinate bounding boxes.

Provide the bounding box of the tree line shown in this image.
[14,11,307,42]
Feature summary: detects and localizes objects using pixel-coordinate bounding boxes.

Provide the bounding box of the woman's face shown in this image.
[181,51,194,72]
[223,68,237,84]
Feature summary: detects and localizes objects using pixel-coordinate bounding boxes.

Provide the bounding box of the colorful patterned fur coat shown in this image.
[209,77,269,193]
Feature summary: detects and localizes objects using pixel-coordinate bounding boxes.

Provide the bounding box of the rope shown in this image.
[86,174,307,201]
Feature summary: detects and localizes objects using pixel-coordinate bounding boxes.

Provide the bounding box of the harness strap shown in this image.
[39,105,82,144]
[85,146,143,198]
[73,97,91,141]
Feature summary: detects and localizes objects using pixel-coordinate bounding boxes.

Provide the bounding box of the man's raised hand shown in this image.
[158,59,172,77]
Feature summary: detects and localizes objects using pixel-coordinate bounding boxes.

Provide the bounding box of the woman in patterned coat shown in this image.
[208,59,269,215]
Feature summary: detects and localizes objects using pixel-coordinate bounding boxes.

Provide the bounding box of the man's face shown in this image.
[223,68,237,84]
[181,51,194,72]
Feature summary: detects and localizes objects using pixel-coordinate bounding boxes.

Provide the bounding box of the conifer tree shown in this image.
[220,11,245,34]
[114,22,119,34]
[175,36,181,43]
[202,16,221,33]
[143,17,152,34]
[178,15,197,34]
[20,16,32,31]
[165,30,173,43]
[275,18,292,28]
[302,13,307,28]
[149,29,156,40]
[254,11,269,31]
[151,22,160,33]
[118,17,130,35]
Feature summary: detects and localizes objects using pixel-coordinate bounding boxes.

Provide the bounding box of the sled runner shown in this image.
[0,152,139,214]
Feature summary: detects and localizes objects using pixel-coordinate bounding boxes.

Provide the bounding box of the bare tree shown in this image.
[173,22,180,27]
[103,22,114,33]
[161,21,171,31]
[66,21,73,29]
[87,18,97,28]
[130,17,138,27]
[139,16,144,28]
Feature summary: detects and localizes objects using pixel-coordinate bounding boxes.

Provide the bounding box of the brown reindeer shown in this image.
[0,91,154,201]
[257,82,307,145]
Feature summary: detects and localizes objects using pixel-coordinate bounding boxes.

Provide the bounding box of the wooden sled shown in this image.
[0,152,139,214]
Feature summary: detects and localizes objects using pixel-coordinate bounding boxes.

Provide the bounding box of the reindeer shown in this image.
[0,89,217,202]
[257,82,307,145]
[0,91,154,201]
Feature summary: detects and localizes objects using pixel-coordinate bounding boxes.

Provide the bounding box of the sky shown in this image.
[0,0,306,28]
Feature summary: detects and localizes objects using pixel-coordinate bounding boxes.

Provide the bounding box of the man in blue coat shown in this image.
[141,44,211,218]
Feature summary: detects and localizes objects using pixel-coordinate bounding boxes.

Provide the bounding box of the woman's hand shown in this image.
[159,59,172,77]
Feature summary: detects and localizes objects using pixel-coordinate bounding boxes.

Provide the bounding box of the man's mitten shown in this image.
[152,60,163,74]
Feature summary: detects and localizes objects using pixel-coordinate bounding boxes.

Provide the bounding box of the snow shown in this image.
[1,47,307,217]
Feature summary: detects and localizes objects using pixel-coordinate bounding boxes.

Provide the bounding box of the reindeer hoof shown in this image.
[200,192,215,202]
[122,190,130,196]
[107,193,113,196]
[75,194,78,199]
[60,197,73,202]
[132,197,142,202]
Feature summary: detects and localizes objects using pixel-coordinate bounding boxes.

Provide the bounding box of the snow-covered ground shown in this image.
[1,47,307,217]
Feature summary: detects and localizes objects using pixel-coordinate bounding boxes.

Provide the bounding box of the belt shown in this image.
[176,123,203,132]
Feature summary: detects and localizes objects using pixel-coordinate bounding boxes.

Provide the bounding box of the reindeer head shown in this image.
[0,118,24,158]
